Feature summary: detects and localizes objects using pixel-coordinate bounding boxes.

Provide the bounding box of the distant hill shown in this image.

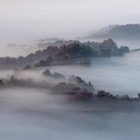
[89,24,140,40]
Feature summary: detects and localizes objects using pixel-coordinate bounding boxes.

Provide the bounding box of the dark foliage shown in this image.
[0,39,129,68]
[42,69,65,79]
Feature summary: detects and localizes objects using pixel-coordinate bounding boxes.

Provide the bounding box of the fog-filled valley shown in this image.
[1,87,140,140]
[3,49,139,96]
[1,86,140,140]
[0,38,140,139]
[1,0,140,139]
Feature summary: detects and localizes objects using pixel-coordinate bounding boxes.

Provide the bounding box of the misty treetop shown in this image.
[0,39,129,69]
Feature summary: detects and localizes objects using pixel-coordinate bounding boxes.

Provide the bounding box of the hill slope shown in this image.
[89,24,140,40]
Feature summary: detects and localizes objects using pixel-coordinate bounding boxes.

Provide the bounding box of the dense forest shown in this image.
[0,39,129,69]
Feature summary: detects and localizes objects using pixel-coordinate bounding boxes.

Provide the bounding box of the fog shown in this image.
[0,87,140,140]
[2,49,140,96]
[0,49,140,139]
[32,51,140,97]
[0,0,140,43]
[1,0,140,139]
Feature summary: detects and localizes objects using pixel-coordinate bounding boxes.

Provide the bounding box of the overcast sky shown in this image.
[0,0,140,43]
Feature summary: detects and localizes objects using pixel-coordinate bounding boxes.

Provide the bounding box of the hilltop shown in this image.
[0,39,129,69]
[88,24,140,40]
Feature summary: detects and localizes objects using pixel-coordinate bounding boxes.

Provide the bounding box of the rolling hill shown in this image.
[89,24,140,40]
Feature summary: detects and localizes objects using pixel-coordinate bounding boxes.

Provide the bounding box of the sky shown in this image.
[0,0,140,43]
